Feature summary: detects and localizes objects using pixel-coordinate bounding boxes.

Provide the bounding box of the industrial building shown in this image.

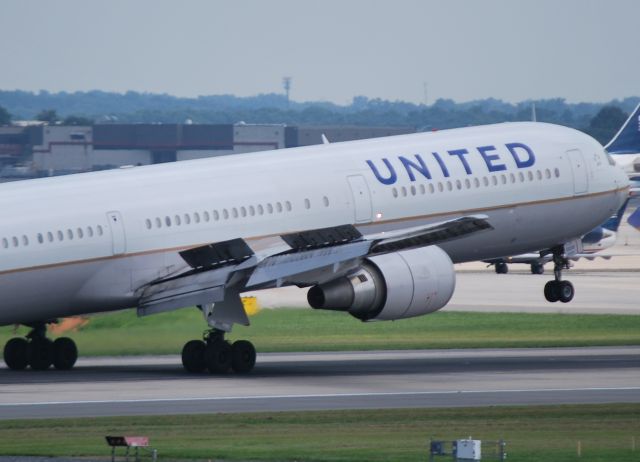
[0,123,414,179]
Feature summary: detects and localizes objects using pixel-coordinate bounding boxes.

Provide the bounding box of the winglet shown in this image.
[321,133,330,145]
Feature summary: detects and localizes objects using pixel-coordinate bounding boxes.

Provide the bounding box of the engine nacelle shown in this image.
[307,246,455,321]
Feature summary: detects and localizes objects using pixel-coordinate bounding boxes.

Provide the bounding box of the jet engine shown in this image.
[307,246,455,321]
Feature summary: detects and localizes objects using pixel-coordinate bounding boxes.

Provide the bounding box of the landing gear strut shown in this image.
[181,329,256,374]
[543,246,574,303]
[3,322,78,371]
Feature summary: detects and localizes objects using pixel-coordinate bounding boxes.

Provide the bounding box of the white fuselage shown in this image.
[0,122,628,325]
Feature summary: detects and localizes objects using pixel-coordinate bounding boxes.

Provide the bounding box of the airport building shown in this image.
[0,123,414,178]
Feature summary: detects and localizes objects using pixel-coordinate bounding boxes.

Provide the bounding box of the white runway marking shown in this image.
[4,386,640,407]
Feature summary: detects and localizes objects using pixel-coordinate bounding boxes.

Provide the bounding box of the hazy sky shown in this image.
[1,0,638,104]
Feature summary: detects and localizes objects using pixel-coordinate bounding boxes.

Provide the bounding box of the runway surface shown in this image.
[1,347,638,419]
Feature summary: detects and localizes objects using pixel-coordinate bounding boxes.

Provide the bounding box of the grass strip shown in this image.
[2,309,640,356]
[1,404,639,461]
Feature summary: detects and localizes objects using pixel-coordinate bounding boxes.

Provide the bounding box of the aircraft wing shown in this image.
[136,215,492,315]
[247,215,492,287]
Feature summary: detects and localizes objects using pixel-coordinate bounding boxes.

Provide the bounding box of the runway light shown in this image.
[375,212,383,220]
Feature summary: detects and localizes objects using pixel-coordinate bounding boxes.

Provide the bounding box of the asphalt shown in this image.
[1,347,638,419]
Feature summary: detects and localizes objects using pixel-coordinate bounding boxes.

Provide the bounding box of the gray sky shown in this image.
[0,0,638,105]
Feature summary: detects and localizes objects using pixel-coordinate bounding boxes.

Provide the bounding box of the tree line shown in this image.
[0,90,638,145]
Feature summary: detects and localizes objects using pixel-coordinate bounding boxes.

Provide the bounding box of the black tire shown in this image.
[558,281,575,303]
[231,340,256,374]
[495,262,508,274]
[181,340,206,373]
[531,263,545,275]
[53,337,78,370]
[544,280,560,303]
[4,337,28,370]
[204,341,232,374]
[27,338,53,370]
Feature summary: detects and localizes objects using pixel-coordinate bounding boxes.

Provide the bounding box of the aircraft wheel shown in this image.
[558,281,574,303]
[27,338,53,370]
[204,340,232,374]
[495,262,509,274]
[181,340,206,373]
[231,340,256,374]
[3,337,29,370]
[544,280,560,303]
[53,337,78,370]
[531,263,545,275]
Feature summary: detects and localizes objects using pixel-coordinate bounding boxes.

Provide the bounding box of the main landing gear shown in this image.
[494,262,509,274]
[3,322,78,371]
[543,247,574,303]
[181,328,256,374]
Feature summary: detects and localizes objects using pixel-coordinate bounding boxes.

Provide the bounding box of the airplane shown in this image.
[485,198,630,274]
[606,102,640,195]
[0,122,628,373]
[628,206,640,231]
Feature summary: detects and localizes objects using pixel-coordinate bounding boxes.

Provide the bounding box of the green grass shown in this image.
[1,405,639,461]
[2,309,640,356]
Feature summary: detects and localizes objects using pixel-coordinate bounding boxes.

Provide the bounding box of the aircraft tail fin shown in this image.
[627,206,640,232]
[605,103,640,154]
[602,198,630,232]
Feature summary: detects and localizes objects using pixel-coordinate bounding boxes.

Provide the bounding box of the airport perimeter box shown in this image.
[454,439,481,461]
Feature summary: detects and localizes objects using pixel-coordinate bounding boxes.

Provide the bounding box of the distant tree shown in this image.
[585,106,628,145]
[63,115,93,126]
[0,105,10,125]
[35,109,60,124]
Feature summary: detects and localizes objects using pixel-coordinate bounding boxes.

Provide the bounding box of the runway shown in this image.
[1,347,638,419]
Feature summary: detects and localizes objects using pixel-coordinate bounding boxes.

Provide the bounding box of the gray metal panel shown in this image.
[93,125,137,149]
[136,124,179,146]
[182,124,233,150]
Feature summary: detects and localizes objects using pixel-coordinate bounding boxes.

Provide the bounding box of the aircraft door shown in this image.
[347,175,373,223]
[106,211,127,255]
[567,149,588,194]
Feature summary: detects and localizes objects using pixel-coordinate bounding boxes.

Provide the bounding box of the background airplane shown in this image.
[606,102,640,195]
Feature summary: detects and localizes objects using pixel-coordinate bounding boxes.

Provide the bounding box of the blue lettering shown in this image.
[448,149,472,174]
[477,145,506,172]
[399,154,432,181]
[506,142,535,168]
[431,152,450,177]
[367,159,397,185]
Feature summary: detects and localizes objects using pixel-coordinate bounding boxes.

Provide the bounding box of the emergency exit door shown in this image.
[106,211,127,255]
[347,175,373,223]
[567,149,588,194]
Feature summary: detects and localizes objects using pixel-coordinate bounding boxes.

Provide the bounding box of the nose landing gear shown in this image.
[543,246,575,303]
